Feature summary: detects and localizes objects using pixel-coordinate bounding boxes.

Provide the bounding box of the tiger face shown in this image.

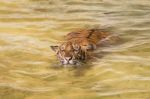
[50,42,87,65]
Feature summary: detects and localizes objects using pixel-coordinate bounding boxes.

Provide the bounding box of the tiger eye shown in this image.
[74,45,80,50]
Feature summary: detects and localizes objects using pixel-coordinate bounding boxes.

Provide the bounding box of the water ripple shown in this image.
[97,89,150,96]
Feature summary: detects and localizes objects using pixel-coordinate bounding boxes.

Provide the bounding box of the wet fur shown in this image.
[50,29,112,65]
[66,29,110,50]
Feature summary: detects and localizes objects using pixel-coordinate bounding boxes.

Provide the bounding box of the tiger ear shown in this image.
[50,46,59,52]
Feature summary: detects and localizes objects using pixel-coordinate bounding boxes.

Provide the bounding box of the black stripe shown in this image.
[79,50,86,60]
[87,29,95,38]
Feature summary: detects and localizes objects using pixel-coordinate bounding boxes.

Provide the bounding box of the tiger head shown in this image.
[50,42,89,65]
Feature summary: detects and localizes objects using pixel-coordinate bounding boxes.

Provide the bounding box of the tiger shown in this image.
[50,29,116,65]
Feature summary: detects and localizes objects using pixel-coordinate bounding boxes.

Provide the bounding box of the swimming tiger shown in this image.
[50,29,116,65]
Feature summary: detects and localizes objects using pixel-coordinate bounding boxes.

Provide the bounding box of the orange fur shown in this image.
[50,29,114,65]
[66,29,110,50]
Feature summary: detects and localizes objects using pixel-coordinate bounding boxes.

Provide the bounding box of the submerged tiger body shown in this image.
[50,29,114,65]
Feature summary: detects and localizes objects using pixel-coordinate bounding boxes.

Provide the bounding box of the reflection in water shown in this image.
[0,0,150,99]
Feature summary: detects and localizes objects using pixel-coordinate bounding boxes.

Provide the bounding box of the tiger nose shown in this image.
[65,57,72,61]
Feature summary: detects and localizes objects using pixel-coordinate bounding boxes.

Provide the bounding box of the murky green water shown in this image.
[0,0,150,99]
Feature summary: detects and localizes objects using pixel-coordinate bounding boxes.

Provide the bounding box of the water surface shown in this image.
[0,0,150,99]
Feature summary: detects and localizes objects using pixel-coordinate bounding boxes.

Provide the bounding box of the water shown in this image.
[0,0,150,99]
